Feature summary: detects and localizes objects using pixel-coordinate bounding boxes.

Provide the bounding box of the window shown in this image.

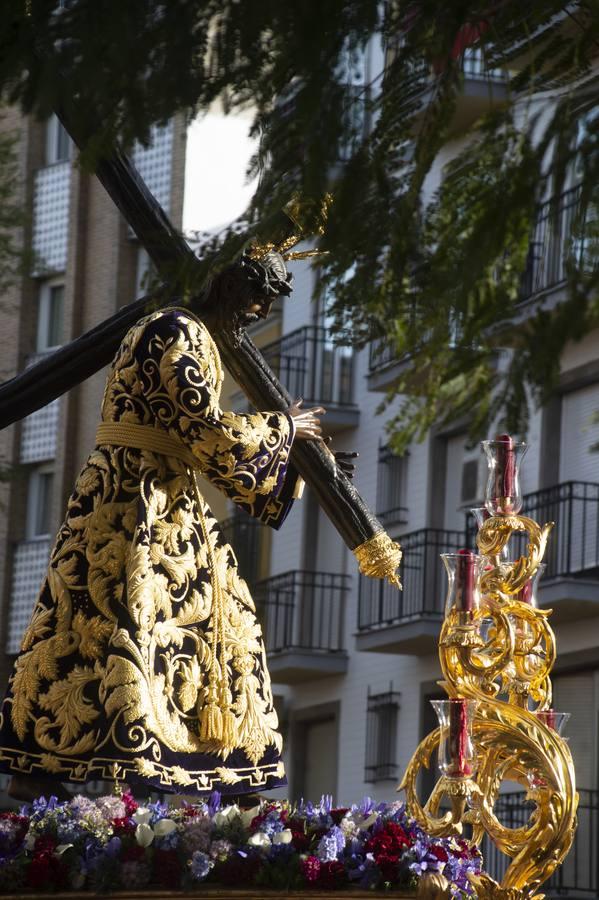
[26,469,54,538]
[461,459,480,504]
[37,283,64,351]
[376,444,408,527]
[46,114,71,165]
[365,686,401,782]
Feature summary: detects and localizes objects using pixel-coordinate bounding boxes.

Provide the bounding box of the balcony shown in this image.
[255,570,350,682]
[219,513,268,590]
[482,788,598,896]
[524,481,599,619]
[356,528,465,654]
[8,538,51,654]
[465,481,599,619]
[368,185,588,393]
[367,336,403,392]
[397,47,509,137]
[262,326,359,432]
[517,183,587,312]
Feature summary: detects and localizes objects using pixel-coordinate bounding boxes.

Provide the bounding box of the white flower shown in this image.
[272,829,293,845]
[359,811,379,830]
[154,818,177,837]
[133,807,152,826]
[214,804,240,827]
[240,803,262,828]
[54,844,74,856]
[135,823,155,847]
[24,833,36,851]
[247,831,271,850]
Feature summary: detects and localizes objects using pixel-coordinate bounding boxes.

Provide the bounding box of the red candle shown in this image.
[448,699,473,777]
[518,578,533,604]
[536,709,557,730]
[494,433,516,501]
[455,549,476,612]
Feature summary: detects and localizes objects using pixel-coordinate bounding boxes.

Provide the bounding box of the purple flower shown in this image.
[190,850,213,881]
[408,837,445,877]
[208,792,221,816]
[359,796,376,816]
[316,825,345,861]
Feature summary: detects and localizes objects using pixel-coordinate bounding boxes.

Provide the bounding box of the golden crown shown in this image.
[247,194,332,263]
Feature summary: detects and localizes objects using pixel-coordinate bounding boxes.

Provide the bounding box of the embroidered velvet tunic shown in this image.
[0,309,299,795]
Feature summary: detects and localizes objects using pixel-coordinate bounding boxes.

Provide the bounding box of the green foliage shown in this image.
[3,2,599,443]
[0,118,25,297]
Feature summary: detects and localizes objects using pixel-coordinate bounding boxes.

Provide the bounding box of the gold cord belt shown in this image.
[96,421,200,469]
[95,419,237,749]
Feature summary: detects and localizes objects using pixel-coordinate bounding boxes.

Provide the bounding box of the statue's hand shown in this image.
[334,450,359,479]
[287,398,325,441]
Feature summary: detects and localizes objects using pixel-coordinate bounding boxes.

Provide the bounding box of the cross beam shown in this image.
[0,111,384,555]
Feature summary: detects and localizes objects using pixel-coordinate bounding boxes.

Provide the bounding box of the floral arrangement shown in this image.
[0,791,482,895]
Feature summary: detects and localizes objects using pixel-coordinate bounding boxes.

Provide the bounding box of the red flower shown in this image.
[291,828,311,852]
[376,852,401,883]
[33,835,57,854]
[365,822,410,857]
[429,844,449,863]
[301,855,321,884]
[330,808,349,825]
[112,817,135,836]
[317,860,347,890]
[121,790,138,815]
[27,852,68,891]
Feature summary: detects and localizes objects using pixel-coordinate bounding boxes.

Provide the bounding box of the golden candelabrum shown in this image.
[399,436,578,900]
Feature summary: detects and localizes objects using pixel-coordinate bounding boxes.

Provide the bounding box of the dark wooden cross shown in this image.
[0,108,387,559]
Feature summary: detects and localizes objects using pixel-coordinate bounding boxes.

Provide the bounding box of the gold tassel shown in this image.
[221,709,238,748]
[200,699,223,742]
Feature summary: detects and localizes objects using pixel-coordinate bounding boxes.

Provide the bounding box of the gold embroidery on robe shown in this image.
[0,309,299,792]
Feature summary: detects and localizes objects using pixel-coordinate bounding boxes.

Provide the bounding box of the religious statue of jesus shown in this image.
[0,249,356,802]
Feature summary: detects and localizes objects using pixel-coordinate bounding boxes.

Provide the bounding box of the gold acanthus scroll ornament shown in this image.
[400,505,577,900]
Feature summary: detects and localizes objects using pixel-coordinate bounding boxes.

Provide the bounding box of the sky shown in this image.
[182,111,258,235]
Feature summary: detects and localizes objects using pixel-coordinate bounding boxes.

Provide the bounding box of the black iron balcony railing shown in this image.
[220,513,266,589]
[369,336,398,374]
[483,789,599,895]
[466,482,599,580]
[255,570,350,654]
[520,184,586,302]
[358,528,465,630]
[523,481,599,578]
[262,326,355,407]
[369,186,590,376]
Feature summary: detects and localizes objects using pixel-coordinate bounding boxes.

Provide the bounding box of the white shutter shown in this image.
[444,436,482,530]
[303,718,338,801]
[553,672,595,788]
[552,672,597,890]
[560,385,599,482]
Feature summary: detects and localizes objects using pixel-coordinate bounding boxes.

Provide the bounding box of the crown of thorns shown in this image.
[246,194,332,266]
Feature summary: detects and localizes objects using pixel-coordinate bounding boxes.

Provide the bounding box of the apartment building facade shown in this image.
[0,110,187,695]
[0,25,597,896]
[218,43,599,897]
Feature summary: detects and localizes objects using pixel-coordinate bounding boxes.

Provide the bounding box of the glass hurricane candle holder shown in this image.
[482,434,528,516]
[431,698,478,779]
[534,709,570,734]
[441,550,486,623]
[517,564,546,607]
